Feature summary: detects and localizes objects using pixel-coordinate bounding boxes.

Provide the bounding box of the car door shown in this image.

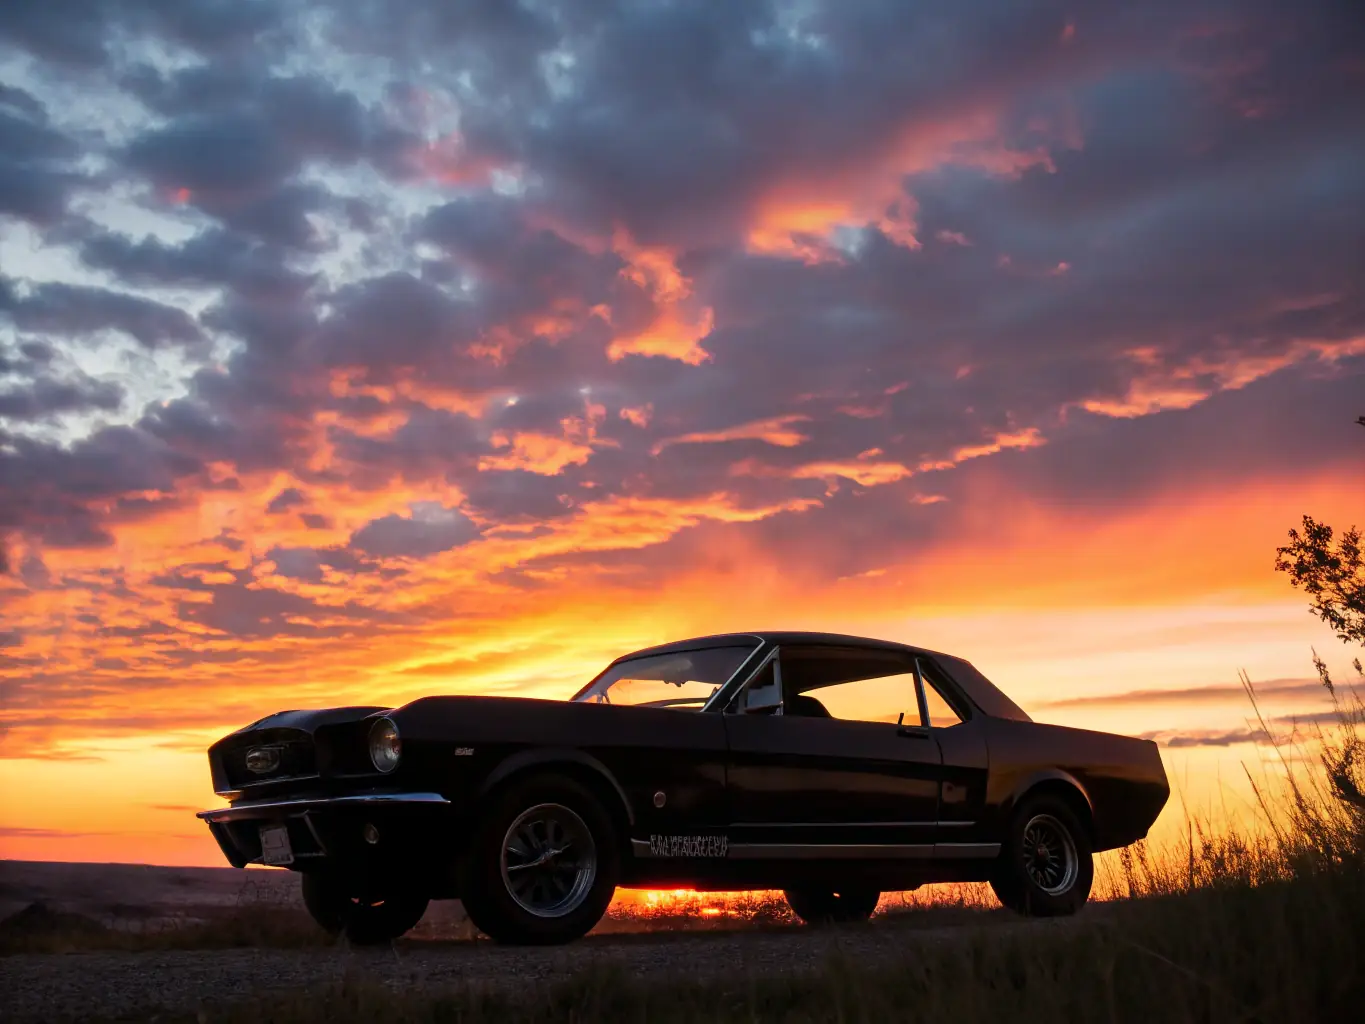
[722,645,943,856]
[915,655,994,857]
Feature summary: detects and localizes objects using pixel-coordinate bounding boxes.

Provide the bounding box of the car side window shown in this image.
[780,647,920,726]
[733,657,782,714]
[916,659,968,727]
[922,680,964,727]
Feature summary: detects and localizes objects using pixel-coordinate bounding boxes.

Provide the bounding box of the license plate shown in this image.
[259,824,294,866]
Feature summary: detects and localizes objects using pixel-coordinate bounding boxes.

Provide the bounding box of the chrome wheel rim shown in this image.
[1021,813,1078,895]
[500,802,597,918]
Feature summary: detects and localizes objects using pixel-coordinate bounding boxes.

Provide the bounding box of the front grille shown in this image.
[221,731,317,790]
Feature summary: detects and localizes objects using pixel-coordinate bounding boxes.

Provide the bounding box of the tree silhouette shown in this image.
[1273,417,1365,646]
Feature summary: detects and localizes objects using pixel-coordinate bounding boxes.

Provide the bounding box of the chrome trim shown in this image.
[701,639,772,713]
[197,792,449,822]
[730,820,972,829]
[933,842,1001,858]
[214,775,319,798]
[728,843,935,859]
[573,636,766,707]
[629,838,997,859]
[912,657,931,730]
[369,717,400,773]
[710,644,784,714]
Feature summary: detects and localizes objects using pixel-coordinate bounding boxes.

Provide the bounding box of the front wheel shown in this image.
[300,873,429,945]
[784,886,881,925]
[460,773,620,945]
[990,794,1094,917]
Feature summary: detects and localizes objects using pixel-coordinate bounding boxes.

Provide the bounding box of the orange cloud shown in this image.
[620,404,654,428]
[788,459,916,488]
[728,427,1047,493]
[652,414,812,455]
[946,427,1046,464]
[479,400,613,475]
[1079,335,1365,418]
[606,230,715,365]
[479,432,596,475]
[744,107,1057,263]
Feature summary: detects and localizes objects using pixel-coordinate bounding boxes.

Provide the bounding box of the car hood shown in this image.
[227,705,391,738]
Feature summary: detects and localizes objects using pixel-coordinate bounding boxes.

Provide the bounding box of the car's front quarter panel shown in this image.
[390,696,731,843]
[981,718,1170,852]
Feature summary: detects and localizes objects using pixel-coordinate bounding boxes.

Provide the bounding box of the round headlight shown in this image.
[369,718,401,773]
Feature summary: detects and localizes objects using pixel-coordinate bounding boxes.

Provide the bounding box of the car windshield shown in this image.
[573,644,759,709]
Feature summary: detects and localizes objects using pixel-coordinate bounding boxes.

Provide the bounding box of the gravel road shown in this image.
[1,913,1079,1022]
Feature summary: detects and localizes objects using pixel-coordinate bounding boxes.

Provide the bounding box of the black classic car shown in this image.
[198,631,1169,944]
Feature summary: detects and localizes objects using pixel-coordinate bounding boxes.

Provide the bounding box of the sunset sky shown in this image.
[1,0,1363,868]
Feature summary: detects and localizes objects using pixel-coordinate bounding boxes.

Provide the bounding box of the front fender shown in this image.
[479,746,636,827]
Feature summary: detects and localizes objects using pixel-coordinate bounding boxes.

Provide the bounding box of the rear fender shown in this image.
[1001,769,1095,833]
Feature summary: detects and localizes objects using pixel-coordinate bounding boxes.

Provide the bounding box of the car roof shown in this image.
[612,631,948,662]
[606,630,1033,723]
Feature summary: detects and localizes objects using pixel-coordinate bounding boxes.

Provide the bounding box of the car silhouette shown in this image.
[198,631,1170,944]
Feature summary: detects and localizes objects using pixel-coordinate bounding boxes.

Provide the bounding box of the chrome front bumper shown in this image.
[197,791,449,823]
[197,792,452,868]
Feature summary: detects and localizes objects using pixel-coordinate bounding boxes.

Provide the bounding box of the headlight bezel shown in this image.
[368,717,401,773]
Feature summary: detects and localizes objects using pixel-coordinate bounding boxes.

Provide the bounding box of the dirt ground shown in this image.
[0,860,1062,1021]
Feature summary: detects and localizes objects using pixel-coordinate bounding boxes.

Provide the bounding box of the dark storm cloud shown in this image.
[265,545,326,583]
[175,580,401,639]
[0,85,85,224]
[0,279,204,349]
[350,504,481,559]
[462,469,578,525]
[0,424,201,547]
[0,371,124,421]
[311,272,477,378]
[118,66,418,246]
[126,68,373,164]
[125,114,304,199]
[441,0,1188,248]
[0,0,287,69]
[265,487,307,515]
[80,228,318,305]
[941,355,1365,514]
[421,196,622,301]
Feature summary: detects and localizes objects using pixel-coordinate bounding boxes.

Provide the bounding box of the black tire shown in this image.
[783,886,881,925]
[461,773,620,945]
[300,873,429,945]
[989,793,1093,917]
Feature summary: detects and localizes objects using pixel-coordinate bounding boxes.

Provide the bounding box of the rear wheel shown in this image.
[461,774,620,945]
[300,873,429,945]
[784,886,880,925]
[990,794,1093,917]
